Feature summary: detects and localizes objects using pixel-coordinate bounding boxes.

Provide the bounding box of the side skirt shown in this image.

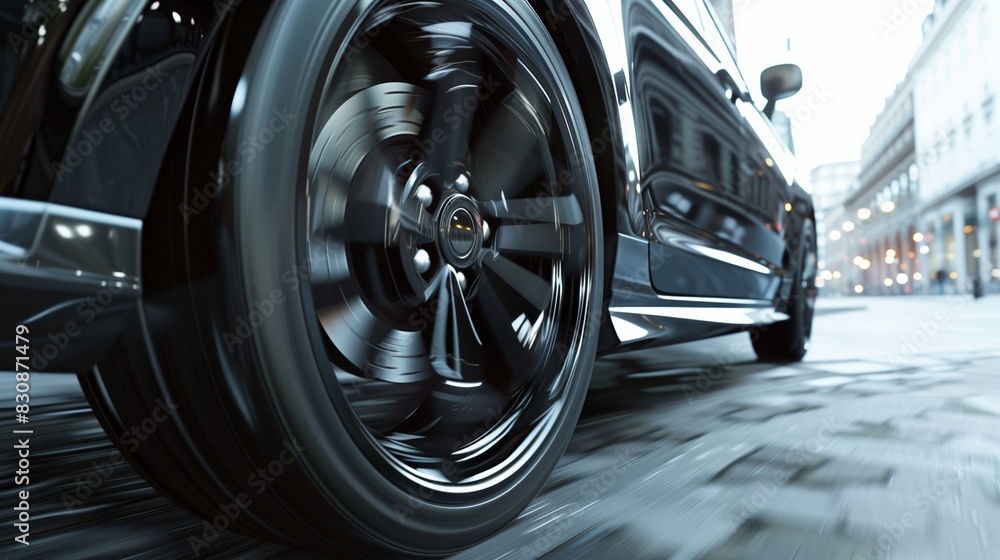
[1,199,141,372]
[599,233,786,354]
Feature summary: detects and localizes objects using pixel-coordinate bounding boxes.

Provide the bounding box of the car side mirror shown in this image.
[760,64,802,119]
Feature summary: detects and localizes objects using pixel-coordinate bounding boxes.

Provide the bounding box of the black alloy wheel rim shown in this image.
[303,0,597,499]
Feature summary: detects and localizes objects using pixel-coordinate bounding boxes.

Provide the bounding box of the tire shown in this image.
[80,0,603,556]
[751,219,817,362]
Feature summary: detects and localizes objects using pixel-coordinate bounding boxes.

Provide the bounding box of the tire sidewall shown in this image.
[784,219,816,359]
[219,0,603,552]
[795,220,817,347]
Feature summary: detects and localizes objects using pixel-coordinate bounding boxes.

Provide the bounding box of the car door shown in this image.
[625,0,790,301]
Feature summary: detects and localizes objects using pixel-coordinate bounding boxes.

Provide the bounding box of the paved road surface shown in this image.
[2,296,999,559]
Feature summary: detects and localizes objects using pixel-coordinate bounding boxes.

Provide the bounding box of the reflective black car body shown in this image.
[1,0,814,555]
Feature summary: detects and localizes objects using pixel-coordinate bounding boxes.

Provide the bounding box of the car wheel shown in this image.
[751,219,816,362]
[80,0,603,556]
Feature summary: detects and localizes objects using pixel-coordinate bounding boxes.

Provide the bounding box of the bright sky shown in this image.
[732,0,935,172]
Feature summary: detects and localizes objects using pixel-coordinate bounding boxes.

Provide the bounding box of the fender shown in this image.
[0,0,274,371]
[528,0,642,241]
[524,0,648,351]
[1,0,251,213]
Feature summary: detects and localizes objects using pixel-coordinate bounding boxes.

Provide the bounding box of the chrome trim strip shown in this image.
[606,234,785,346]
[609,305,789,326]
[608,307,788,326]
[608,304,788,343]
[654,294,770,306]
[0,198,142,285]
[688,244,773,275]
[610,315,651,343]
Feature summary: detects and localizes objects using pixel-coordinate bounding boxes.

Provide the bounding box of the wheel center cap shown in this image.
[448,208,477,257]
[438,195,483,268]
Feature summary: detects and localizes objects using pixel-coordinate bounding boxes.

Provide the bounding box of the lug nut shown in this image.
[456,271,467,291]
[416,184,433,208]
[414,250,431,274]
[454,174,469,193]
[482,221,490,241]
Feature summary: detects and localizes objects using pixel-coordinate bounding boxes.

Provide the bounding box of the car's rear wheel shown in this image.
[751,219,817,362]
[81,0,603,556]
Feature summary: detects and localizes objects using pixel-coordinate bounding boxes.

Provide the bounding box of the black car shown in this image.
[1,0,814,556]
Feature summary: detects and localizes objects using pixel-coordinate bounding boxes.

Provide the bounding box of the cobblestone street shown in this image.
[3,295,999,559]
[460,295,1000,560]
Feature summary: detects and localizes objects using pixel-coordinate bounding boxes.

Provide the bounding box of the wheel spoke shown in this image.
[469,92,550,201]
[430,267,485,382]
[321,172,400,246]
[318,296,434,384]
[335,369,433,434]
[474,272,544,389]
[482,194,584,225]
[389,379,509,446]
[310,82,426,247]
[417,22,483,180]
[396,202,436,245]
[419,68,480,178]
[324,43,404,109]
[493,223,567,258]
[349,198,395,245]
[307,234,351,300]
[310,83,424,187]
[481,251,552,311]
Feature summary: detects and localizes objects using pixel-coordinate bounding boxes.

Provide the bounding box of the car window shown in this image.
[669,0,705,30]
[699,1,739,61]
[695,0,749,93]
[664,0,715,58]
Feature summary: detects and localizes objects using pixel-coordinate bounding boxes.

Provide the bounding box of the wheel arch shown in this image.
[524,0,632,330]
[777,191,817,305]
[141,0,629,320]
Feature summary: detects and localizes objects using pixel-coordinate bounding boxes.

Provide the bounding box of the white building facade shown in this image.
[849,73,920,296]
[911,0,1000,293]
[811,162,860,295]
[825,0,1000,296]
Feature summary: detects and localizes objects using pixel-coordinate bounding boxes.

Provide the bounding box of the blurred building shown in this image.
[811,162,860,295]
[911,0,1000,294]
[843,74,919,296]
[822,0,1000,296]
